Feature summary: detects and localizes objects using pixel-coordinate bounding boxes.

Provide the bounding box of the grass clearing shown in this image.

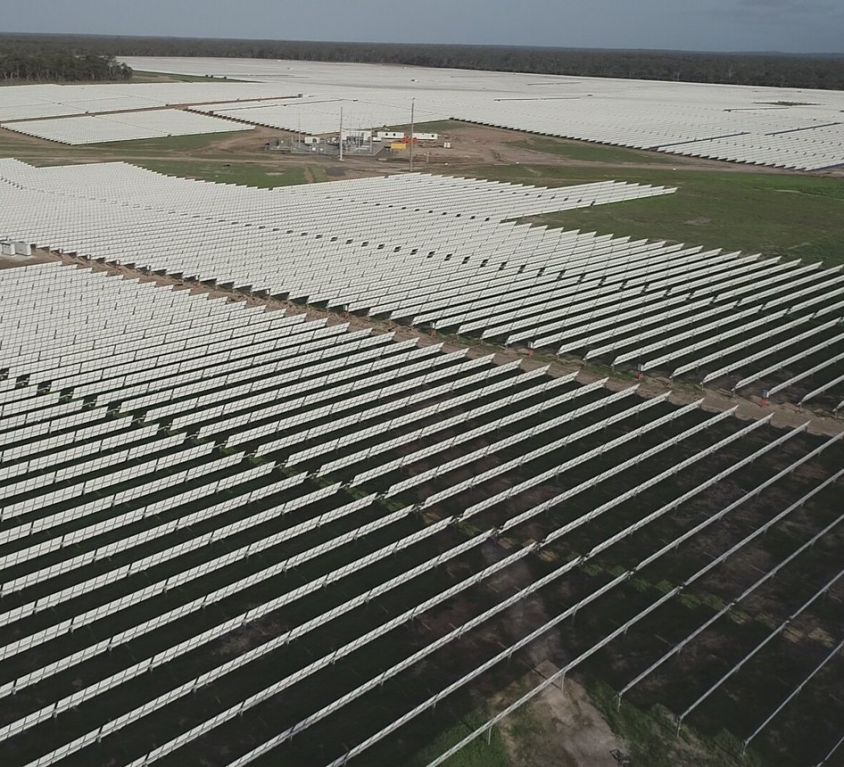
[129,70,251,83]
[95,130,257,153]
[0,127,259,161]
[515,136,677,165]
[407,707,510,767]
[136,159,310,187]
[382,119,471,136]
[589,682,764,767]
[457,162,844,265]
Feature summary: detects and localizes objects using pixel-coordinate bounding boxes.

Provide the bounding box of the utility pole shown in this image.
[339,106,344,161]
[409,98,415,172]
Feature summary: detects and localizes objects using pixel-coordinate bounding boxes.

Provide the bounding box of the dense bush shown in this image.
[0,47,131,82]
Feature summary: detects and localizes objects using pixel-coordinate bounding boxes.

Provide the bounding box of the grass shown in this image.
[94,130,257,153]
[309,165,330,183]
[515,136,677,165]
[456,162,844,265]
[408,707,510,767]
[0,129,71,156]
[589,681,764,767]
[129,70,250,83]
[0,127,261,161]
[137,159,310,188]
[384,119,469,134]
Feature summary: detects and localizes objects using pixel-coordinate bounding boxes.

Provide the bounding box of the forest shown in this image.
[0,33,842,89]
[0,47,131,82]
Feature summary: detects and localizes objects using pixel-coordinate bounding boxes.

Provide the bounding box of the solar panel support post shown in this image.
[554,671,566,693]
[409,98,415,172]
[339,106,344,162]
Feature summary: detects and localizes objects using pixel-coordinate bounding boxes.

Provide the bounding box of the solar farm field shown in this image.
[1,60,842,767]
[2,58,842,164]
[0,259,841,767]
[0,81,296,145]
[1,161,842,412]
[123,56,844,171]
[0,81,295,124]
[2,110,248,146]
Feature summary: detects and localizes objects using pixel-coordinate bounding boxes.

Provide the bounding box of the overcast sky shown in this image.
[4,0,843,54]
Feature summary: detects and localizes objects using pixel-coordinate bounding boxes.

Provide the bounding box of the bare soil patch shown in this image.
[0,248,55,270]
[497,663,625,767]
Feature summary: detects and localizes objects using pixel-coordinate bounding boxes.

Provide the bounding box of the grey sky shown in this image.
[3,0,843,54]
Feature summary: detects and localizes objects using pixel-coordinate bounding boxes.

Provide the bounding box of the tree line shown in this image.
[0,46,131,83]
[1,33,842,90]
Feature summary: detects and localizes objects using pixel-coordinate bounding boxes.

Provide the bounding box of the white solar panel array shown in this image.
[189,91,844,171]
[0,81,308,144]
[1,159,841,407]
[662,122,844,169]
[118,56,844,170]
[0,81,296,123]
[0,262,840,767]
[191,94,450,138]
[1,59,841,165]
[2,110,248,145]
